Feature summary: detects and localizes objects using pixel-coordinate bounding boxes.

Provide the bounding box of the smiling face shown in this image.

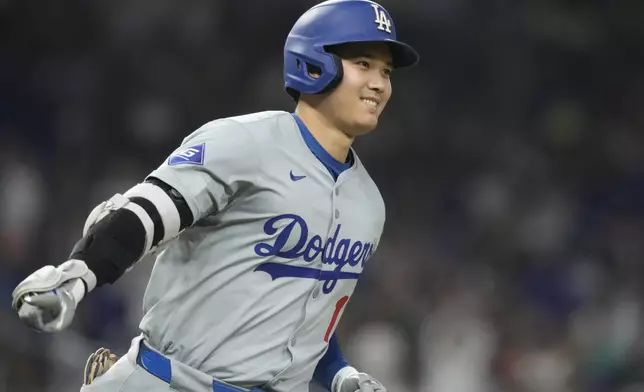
[301,41,394,137]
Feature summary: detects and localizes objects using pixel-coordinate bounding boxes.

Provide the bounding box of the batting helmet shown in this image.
[284,0,419,99]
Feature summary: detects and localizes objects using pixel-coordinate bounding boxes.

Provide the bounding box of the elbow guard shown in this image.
[71,178,193,286]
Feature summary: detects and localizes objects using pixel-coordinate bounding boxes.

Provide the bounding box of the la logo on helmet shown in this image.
[370,4,392,33]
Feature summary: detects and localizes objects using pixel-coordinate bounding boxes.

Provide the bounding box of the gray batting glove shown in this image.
[12,260,97,333]
[334,372,386,392]
[17,282,78,333]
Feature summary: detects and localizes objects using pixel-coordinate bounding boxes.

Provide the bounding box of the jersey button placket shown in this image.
[332,186,340,219]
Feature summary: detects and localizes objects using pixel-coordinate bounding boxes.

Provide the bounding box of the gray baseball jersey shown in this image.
[139,110,385,392]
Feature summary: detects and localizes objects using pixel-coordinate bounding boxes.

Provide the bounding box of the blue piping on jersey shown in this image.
[291,113,353,180]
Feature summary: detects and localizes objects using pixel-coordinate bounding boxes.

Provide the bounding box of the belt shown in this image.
[136,341,260,392]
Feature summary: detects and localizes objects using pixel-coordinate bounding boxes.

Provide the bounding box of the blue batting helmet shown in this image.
[283,0,419,99]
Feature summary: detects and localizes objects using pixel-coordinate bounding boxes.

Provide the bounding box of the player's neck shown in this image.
[295,104,354,163]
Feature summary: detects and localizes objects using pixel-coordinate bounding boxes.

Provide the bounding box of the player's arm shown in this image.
[314,333,387,392]
[314,332,350,390]
[10,177,194,333]
[11,119,261,333]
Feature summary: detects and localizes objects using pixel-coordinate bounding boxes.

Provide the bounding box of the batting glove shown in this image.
[332,367,386,392]
[11,259,96,333]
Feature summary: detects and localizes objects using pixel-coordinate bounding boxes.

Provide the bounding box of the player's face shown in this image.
[325,42,393,136]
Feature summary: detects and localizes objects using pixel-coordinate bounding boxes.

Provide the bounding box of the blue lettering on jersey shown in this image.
[168,143,205,166]
[253,214,375,294]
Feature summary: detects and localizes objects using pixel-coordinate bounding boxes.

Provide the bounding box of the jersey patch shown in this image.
[168,143,205,166]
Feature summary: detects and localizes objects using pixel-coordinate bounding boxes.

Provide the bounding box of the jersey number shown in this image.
[324,296,349,342]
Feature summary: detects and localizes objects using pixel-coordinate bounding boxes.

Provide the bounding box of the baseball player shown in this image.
[11,1,419,391]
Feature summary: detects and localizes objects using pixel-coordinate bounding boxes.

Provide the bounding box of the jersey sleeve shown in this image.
[147,119,260,222]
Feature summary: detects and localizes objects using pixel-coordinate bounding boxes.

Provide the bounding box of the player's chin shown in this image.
[348,122,377,137]
[354,114,379,134]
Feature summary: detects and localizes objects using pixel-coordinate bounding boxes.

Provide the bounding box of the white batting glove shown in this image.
[11,259,97,333]
[17,281,79,332]
[332,367,386,392]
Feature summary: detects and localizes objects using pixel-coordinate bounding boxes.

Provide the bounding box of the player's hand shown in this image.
[11,260,96,333]
[15,281,78,333]
[335,372,386,392]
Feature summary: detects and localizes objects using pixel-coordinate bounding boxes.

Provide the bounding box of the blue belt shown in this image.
[136,341,261,392]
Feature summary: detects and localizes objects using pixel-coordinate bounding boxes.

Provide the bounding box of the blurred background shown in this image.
[2,0,644,391]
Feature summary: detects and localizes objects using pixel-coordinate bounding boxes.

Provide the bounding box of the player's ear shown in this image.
[305,62,322,79]
[293,58,322,79]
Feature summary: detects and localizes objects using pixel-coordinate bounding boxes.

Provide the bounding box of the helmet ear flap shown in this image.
[286,54,344,101]
[317,54,344,94]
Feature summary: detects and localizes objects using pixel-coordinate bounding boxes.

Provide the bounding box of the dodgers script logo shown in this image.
[253,214,376,294]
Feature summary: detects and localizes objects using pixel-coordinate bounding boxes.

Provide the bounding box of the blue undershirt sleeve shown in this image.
[313,332,351,391]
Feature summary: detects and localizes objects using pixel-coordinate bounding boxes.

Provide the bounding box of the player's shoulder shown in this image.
[191,110,292,141]
[223,110,292,126]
